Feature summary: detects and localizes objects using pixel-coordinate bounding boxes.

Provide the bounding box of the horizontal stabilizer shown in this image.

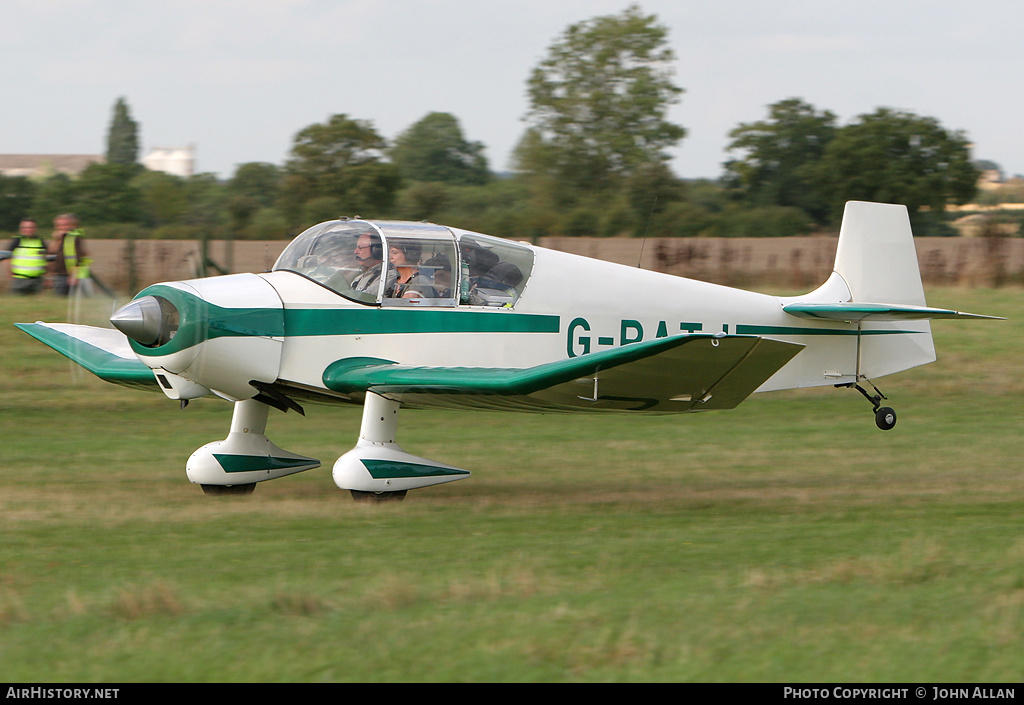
[323,333,804,413]
[16,322,158,391]
[783,302,1003,322]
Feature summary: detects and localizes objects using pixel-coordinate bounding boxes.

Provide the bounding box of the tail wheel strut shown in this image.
[837,379,897,431]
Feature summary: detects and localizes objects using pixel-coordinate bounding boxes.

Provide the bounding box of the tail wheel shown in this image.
[875,406,897,431]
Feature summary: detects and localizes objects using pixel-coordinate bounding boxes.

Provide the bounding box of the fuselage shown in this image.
[118,218,931,407]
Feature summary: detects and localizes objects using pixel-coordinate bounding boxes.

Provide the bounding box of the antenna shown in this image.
[637,196,658,268]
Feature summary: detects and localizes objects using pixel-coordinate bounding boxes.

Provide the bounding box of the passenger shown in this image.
[421,254,452,298]
[462,245,499,283]
[387,241,436,299]
[466,261,524,306]
[481,262,523,291]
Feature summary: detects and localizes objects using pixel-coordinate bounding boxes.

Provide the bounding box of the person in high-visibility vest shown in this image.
[48,213,92,296]
[4,218,49,295]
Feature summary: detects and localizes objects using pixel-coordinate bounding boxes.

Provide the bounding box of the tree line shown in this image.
[0,5,997,241]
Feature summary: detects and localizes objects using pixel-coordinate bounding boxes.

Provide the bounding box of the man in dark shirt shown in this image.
[48,213,90,296]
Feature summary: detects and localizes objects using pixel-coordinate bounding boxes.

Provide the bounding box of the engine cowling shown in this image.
[110,273,285,402]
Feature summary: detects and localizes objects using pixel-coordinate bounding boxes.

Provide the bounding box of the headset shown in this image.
[355,235,383,263]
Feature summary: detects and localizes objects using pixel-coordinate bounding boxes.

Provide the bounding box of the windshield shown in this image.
[273,220,386,304]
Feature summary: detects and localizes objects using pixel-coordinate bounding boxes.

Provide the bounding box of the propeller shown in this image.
[62,274,126,385]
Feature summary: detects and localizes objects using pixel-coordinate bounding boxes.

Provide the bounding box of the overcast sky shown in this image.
[5,0,1023,181]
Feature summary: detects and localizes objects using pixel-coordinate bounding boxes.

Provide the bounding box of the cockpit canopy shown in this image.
[273,220,534,307]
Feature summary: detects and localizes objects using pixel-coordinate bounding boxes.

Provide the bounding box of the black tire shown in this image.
[350,489,407,503]
[201,483,256,496]
[875,406,897,431]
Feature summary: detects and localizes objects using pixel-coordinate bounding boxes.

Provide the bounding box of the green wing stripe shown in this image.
[325,334,741,395]
[322,334,805,414]
[15,322,157,390]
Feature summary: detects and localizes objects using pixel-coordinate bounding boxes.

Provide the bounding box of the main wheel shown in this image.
[875,406,897,431]
[201,483,256,496]
[350,489,407,503]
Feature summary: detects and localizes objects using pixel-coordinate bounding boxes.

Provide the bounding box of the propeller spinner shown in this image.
[110,296,179,347]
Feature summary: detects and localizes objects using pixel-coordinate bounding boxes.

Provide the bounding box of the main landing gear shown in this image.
[186,393,470,502]
[837,379,897,431]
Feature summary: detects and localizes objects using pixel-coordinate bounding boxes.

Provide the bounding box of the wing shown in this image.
[16,322,158,391]
[323,333,804,413]
[783,302,1003,322]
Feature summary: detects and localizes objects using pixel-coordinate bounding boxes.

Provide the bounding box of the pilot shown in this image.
[350,233,393,295]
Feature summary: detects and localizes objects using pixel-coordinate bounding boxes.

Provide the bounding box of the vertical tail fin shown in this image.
[833,201,925,306]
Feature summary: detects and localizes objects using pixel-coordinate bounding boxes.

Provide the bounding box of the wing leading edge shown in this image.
[323,333,805,413]
[15,322,158,391]
[18,323,805,414]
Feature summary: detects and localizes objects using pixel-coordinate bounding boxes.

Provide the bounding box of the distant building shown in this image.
[977,168,1004,191]
[0,154,104,178]
[142,145,195,177]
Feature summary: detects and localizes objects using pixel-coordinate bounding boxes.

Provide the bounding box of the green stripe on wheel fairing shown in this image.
[360,459,470,479]
[213,454,320,474]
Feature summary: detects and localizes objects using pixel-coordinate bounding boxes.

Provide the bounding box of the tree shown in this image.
[724,98,837,223]
[390,112,490,185]
[229,162,282,209]
[518,4,685,197]
[29,173,75,225]
[227,163,283,234]
[133,169,188,226]
[282,114,401,220]
[625,160,687,235]
[106,97,140,167]
[815,108,979,223]
[72,163,143,223]
[180,173,228,231]
[0,175,36,231]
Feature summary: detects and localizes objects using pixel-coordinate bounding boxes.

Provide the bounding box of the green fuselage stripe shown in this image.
[132,285,560,357]
[131,287,918,360]
[736,324,920,337]
[282,308,560,336]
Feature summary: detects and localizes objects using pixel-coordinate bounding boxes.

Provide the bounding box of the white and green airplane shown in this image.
[17,201,998,501]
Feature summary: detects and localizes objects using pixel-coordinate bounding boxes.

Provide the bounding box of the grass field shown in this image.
[1,287,1021,682]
